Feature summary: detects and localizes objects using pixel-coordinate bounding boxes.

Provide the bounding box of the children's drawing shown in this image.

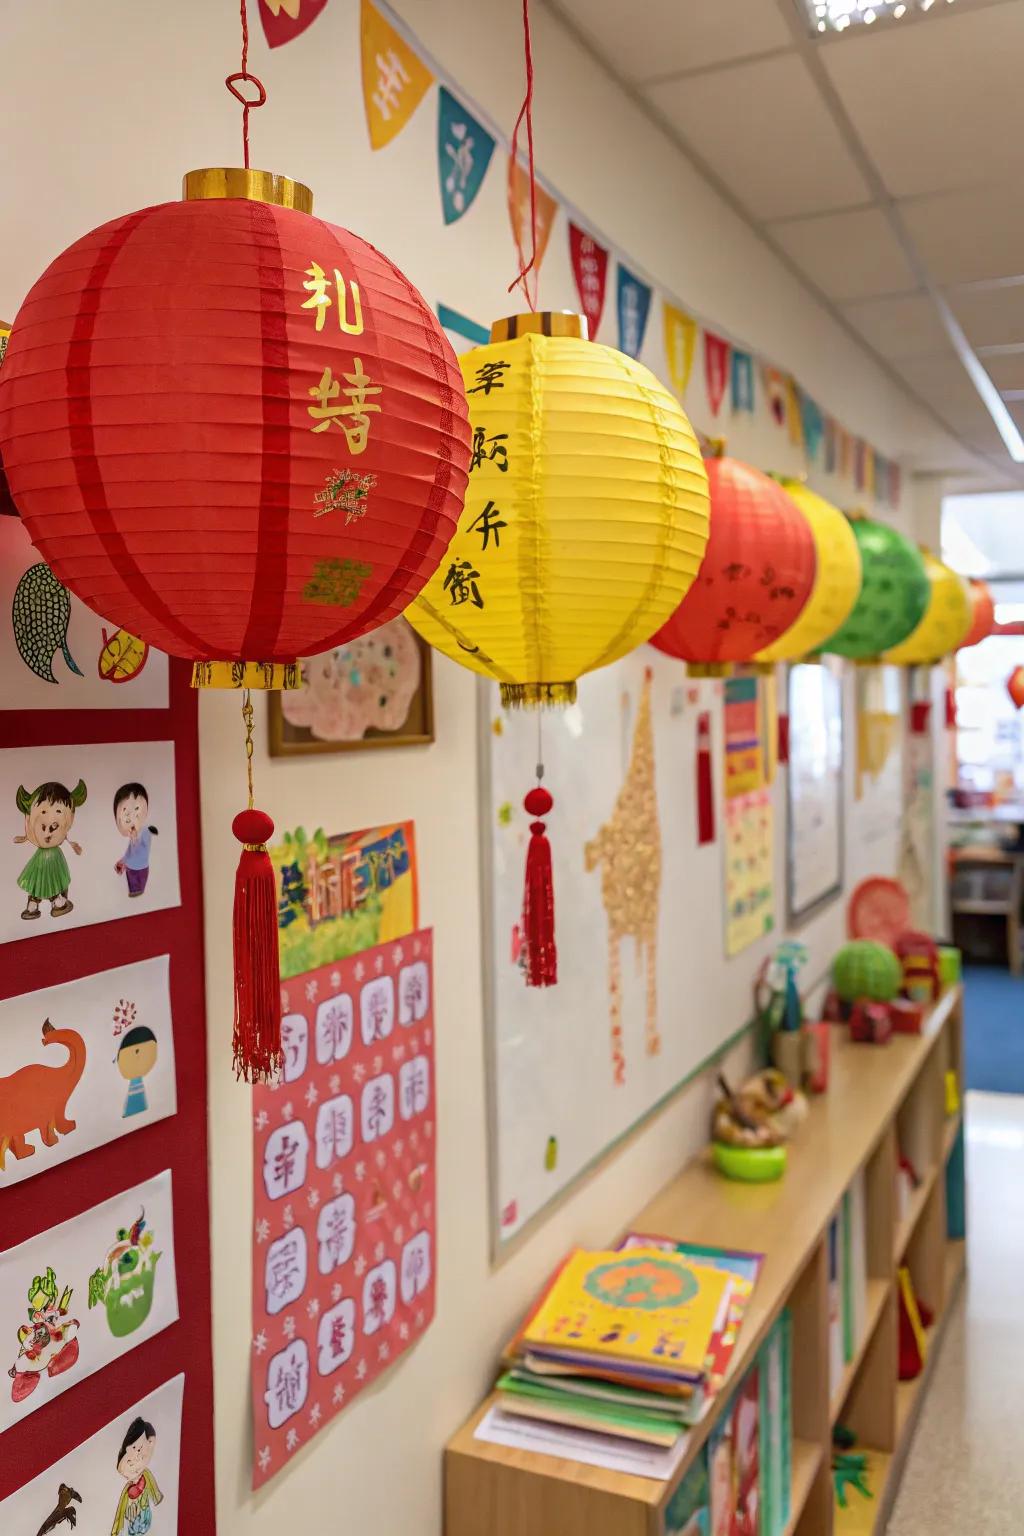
[584,670,661,1086]
[34,1483,82,1535]
[97,628,150,686]
[116,1026,158,1119]
[12,563,83,684]
[8,1267,80,1403]
[88,1213,161,1339]
[113,783,158,899]
[0,1019,86,1170]
[14,780,87,920]
[111,1416,163,1536]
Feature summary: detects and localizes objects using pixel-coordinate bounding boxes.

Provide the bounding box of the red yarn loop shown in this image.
[233,808,275,845]
[524,785,553,817]
[225,71,268,108]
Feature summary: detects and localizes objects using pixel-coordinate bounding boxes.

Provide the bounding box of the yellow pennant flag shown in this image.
[507,158,559,301]
[663,301,697,399]
[785,377,803,447]
[863,443,876,498]
[361,0,434,151]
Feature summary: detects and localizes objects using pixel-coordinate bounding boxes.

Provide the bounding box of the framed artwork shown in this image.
[268,618,434,756]
[786,661,844,925]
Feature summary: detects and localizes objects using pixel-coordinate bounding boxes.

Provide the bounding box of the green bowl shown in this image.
[712,1142,787,1183]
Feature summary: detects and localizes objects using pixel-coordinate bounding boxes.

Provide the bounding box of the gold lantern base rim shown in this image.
[489,312,588,344]
[500,681,578,709]
[182,167,314,213]
[192,660,301,691]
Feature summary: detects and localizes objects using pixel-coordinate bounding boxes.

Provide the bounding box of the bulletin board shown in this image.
[482,651,778,1250]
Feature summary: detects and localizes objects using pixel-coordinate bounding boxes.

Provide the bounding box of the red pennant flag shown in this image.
[704,331,731,418]
[257,0,329,48]
[569,223,609,340]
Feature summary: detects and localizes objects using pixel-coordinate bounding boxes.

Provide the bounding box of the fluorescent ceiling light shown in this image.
[802,0,961,30]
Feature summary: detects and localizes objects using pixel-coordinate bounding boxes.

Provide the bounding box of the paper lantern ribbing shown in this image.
[407,312,711,701]
[1008,666,1024,711]
[823,516,929,660]
[755,479,862,663]
[883,551,971,664]
[959,578,995,650]
[649,456,816,666]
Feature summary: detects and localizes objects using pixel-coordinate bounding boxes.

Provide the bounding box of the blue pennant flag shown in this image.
[800,390,824,460]
[437,87,496,225]
[616,264,652,359]
[731,349,755,412]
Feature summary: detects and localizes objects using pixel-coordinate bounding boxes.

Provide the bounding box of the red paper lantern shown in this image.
[0,169,471,685]
[1008,666,1024,711]
[649,455,815,665]
[959,578,995,650]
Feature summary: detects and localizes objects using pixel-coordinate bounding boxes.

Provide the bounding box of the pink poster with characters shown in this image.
[250,928,436,1487]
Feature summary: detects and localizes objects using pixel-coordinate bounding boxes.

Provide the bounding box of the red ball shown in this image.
[1008,666,1024,712]
[960,579,995,650]
[524,786,553,817]
[649,457,815,664]
[233,808,275,845]
[0,191,471,666]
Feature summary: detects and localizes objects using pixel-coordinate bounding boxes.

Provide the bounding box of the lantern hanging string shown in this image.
[225,0,267,170]
[242,688,256,811]
[508,0,539,310]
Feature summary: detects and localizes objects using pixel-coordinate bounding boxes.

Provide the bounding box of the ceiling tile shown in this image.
[842,293,950,361]
[551,0,793,84]
[645,53,871,221]
[821,6,1024,198]
[896,353,1000,435]
[946,282,1024,350]
[771,206,916,302]
[899,183,1024,286]
[981,353,1024,394]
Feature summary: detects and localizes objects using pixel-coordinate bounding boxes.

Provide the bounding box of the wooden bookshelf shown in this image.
[445,987,965,1536]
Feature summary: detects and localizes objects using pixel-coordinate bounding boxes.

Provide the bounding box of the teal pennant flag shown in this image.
[731,350,754,412]
[438,87,495,225]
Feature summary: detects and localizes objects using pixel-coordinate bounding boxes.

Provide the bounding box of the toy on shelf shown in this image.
[833,940,902,1009]
[848,1001,893,1045]
[847,876,911,945]
[894,930,941,1004]
[897,1267,933,1381]
[756,942,828,1091]
[711,1070,807,1182]
[938,945,962,988]
[889,998,926,1036]
[802,1020,830,1094]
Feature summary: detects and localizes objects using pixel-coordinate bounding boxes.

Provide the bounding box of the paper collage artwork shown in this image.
[0,1372,184,1533]
[723,677,774,957]
[0,1171,179,1433]
[251,928,436,1487]
[0,955,176,1187]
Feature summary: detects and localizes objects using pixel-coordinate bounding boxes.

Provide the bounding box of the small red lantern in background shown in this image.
[959,578,996,650]
[649,452,816,667]
[1008,666,1024,711]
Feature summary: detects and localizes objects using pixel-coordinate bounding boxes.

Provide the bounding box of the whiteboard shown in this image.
[481,651,781,1249]
[786,661,844,924]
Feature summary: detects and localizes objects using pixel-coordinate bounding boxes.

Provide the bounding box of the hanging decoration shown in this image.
[0,324,15,519]
[664,301,698,400]
[569,224,609,340]
[799,391,824,461]
[883,551,972,665]
[839,427,853,481]
[507,158,558,305]
[1008,666,1024,711]
[704,332,732,417]
[649,452,815,668]
[823,517,929,661]
[0,14,472,1081]
[754,480,862,664]
[437,86,495,224]
[763,367,787,428]
[863,443,876,499]
[360,0,435,150]
[257,0,329,48]
[958,578,995,650]
[731,350,755,413]
[824,417,837,475]
[785,377,803,447]
[616,264,653,360]
[696,710,715,845]
[854,438,867,492]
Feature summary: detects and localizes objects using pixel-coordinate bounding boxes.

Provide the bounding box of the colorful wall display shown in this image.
[786,662,844,923]
[0,1372,184,1533]
[0,1171,178,1432]
[251,929,436,1486]
[723,676,775,958]
[0,955,176,1187]
[0,740,180,945]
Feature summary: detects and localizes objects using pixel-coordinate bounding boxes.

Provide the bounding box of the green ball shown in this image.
[823,518,929,659]
[833,940,902,1002]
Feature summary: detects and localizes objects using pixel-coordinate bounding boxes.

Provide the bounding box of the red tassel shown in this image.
[522,785,557,987]
[696,711,715,845]
[231,807,283,1083]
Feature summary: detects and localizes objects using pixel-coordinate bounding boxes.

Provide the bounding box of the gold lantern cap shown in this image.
[183,168,314,213]
[500,681,578,709]
[490,312,588,343]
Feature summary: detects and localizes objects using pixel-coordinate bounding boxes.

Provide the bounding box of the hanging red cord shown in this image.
[508,0,540,310]
[225,0,267,169]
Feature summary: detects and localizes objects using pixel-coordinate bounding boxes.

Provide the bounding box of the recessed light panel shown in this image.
[802,0,956,34]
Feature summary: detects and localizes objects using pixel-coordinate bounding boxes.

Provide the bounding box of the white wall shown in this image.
[0,3,949,1532]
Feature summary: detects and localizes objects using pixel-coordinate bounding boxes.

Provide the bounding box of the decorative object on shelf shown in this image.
[937,945,961,987]
[802,1021,830,1093]
[712,1141,787,1183]
[649,451,814,669]
[832,940,902,1004]
[958,577,995,650]
[883,549,972,664]
[1007,665,1024,710]
[897,1266,930,1381]
[822,515,929,660]
[847,876,910,945]
[712,1070,806,1175]
[894,929,941,1003]
[945,1069,961,1117]
[833,1448,873,1510]
[754,479,862,663]
[848,1000,893,1044]
[889,998,926,1035]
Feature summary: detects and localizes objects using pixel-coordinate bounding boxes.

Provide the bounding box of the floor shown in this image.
[888,1090,1024,1532]
[962,964,1024,1094]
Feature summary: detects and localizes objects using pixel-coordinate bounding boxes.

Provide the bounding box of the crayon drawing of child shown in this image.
[13,780,86,920]
[117,1026,159,1118]
[111,1416,163,1535]
[113,783,158,899]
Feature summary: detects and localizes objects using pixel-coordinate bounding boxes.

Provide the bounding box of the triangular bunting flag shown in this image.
[361,0,434,151]
[890,463,901,506]
[507,159,559,305]
[864,443,876,498]
[257,0,329,48]
[785,377,803,446]
[763,366,787,427]
[663,301,697,399]
[824,416,837,474]
[437,87,495,224]
[800,391,824,460]
[616,264,652,359]
[854,437,866,491]
[704,332,731,418]
[731,350,754,413]
[569,224,609,340]
[839,427,852,481]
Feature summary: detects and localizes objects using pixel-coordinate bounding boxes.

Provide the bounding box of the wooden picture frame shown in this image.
[268,619,435,757]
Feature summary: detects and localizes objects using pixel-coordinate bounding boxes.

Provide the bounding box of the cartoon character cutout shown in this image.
[8,1266,80,1403]
[88,1211,161,1339]
[14,780,86,920]
[111,1415,163,1535]
[34,1482,82,1535]
[116,1026,158,1119]
[113,783,158,899]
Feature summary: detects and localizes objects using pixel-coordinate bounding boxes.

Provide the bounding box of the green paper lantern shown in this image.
[833,940,902,1003]
[823,517,929,660]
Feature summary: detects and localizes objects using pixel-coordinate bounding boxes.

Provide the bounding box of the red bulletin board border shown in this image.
[0,659,215,1533]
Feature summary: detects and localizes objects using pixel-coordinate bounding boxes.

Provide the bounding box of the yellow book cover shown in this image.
[522,1247,732,1375]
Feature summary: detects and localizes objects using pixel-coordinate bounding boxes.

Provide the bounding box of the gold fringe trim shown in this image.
[500,681,577,709]
[686,662,733,679]
[192,660,301,690]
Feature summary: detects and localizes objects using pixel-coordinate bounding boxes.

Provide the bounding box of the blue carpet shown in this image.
[963,964,1024,1093]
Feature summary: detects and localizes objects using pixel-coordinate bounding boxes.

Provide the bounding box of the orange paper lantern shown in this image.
[1008,666,1024,711]
[959,578,995,650]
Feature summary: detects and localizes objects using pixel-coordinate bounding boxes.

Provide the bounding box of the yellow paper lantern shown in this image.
[406,312,710,706]
[754,479,862,663]
[883,549,972,664]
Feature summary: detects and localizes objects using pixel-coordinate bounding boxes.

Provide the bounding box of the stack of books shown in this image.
[496,1237,762,1451]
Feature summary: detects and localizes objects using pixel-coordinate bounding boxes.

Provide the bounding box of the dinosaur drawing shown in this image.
[0,1019,86,1171]
[36,1483,82,1534]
